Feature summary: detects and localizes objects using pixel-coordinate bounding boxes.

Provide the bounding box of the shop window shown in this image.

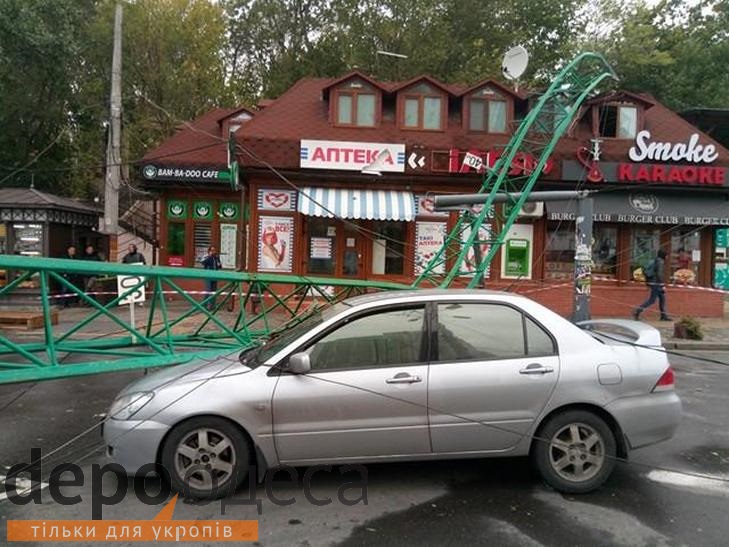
[167,223,186,265]
[371,221,406,275]
[670,228,701,285]
[544,226,574,280]
[307,218,336,275]
[592,226,618,278]
[401,83,444,130]
[12,223,43,256]
[193,224,212,267]
[597,104,638,139]
[630,228,661,281]
[545,224,617,280]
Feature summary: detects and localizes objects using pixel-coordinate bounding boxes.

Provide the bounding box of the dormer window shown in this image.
[467,87,507,133]
[333,79,378,127]
[400,83,445,130]
[596,104,638,139]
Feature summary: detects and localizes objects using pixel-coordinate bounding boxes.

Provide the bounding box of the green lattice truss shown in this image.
[412,52,616,289]
[0,53,615,384]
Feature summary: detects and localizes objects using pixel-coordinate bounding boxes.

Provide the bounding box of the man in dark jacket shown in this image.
[122,244,146,264]
[60,245,81,307]
[201,246,222,310]
[634,249,671,321]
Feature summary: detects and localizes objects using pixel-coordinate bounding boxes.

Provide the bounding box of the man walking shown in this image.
[634,249,671,321]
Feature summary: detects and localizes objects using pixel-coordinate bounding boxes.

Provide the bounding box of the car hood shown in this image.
[119,351,253,396]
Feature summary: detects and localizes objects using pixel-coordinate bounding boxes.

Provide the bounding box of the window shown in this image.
[670,228,701,284]
[597,104,638,139]
[167,223,186,257]
[437,303,525,361]
[193,224,212,267]
[469,99,507,133]
[335,88,377,127]
[546,224,618,280]
[306,218,336,275]
[544,226,574,281]
[525,317,556,356]
[630,227,660,280]
[307,307,425,370]
[371,221,406,275]
[592,226,618,278]
[401,83,444,130]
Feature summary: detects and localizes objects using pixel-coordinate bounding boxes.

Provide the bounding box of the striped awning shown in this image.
[297,187,416,221]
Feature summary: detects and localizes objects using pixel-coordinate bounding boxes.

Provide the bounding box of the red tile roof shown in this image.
[141,106,255,168]
[141,73,729,175]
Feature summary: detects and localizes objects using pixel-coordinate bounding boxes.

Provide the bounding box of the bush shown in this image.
[673,316,704,340]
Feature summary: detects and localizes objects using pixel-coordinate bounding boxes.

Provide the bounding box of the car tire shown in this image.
[160,416,251,500]
[532,410,616,494]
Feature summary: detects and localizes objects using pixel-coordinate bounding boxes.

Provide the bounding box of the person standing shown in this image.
[201,246,222,310]
[82,244,102,300]
[634,249,671,321]
[122,243,146,264]
[60,245,81,307]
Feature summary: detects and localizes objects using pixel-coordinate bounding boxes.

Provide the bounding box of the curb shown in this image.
[663,342,729,351]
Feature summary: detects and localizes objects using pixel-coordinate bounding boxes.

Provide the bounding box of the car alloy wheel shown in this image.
[174,427,236,491]
[548,422,604,482]
[161,416,251,499]
[532,409,616,494]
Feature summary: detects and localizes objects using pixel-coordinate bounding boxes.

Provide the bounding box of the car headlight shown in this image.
[109,392,154,421]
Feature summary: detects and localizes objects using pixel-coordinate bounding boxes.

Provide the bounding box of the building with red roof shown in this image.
[139,71,729,317]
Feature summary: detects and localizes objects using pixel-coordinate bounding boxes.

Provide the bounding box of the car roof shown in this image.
[343,288,527,307]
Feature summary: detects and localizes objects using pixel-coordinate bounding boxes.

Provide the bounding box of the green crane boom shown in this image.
[412,52,616,289]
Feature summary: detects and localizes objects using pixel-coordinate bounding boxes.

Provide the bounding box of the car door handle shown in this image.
[386,374,422,384]
[519,363,554,375]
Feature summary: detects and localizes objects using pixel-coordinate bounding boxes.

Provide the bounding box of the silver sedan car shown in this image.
[104,290,681,497]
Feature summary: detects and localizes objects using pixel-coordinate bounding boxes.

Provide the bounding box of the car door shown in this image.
[428,301,559,453]
[272,304,431,464]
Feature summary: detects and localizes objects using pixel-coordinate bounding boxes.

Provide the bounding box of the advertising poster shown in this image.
[460,224,492,279]
[414,222,447,274]
[258,216,293,272]
[219,223,238,269]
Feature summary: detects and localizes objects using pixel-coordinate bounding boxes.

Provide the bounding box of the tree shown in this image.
[0,0,98,194]
[225,0,585,97]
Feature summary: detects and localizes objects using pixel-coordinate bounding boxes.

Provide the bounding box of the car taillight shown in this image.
[653,367,675,392]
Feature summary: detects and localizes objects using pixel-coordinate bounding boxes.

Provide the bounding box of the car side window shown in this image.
[525,316,556,356]
[306,307,426,371]
[436,303,525,361]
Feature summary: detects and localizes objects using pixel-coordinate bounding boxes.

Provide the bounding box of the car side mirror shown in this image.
[287,352,311,374]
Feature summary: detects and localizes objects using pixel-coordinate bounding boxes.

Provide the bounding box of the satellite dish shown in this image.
[502,45,529,80]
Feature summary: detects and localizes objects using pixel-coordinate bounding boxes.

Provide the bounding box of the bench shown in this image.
[0,310,59,330]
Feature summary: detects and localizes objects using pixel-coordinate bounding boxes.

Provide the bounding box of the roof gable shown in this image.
[390,75,455,96]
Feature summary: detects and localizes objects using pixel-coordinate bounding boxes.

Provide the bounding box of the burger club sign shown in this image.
[563,130,726,186]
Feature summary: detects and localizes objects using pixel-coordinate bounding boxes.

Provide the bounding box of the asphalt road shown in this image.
[0,351,728,546]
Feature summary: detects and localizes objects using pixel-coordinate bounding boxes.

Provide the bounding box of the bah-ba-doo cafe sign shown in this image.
[563,130,727,186]
[300,140,406,172]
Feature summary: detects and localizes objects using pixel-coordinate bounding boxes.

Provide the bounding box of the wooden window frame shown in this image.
[332,89,380,128]
[592,102,642,140]
[466,97,510,134]
[398,92,447,131]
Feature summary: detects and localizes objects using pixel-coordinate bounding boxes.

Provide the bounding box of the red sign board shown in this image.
[431,148,554,176]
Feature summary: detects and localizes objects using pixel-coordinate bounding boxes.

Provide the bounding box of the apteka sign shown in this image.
[300,140,406,172]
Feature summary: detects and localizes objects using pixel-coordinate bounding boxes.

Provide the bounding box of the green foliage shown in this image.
[674,316,704,340]
[0,0,727,199]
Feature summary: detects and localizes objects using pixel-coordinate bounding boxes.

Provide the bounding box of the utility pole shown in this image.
[103,2,123,257]
[572,197,594,322]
